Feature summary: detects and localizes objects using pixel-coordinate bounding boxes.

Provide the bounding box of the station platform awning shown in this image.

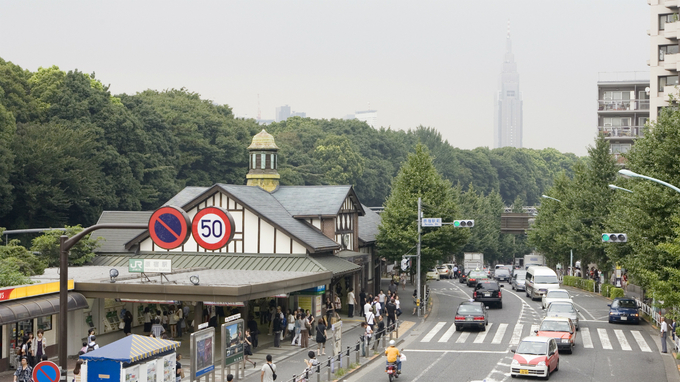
[0,292,88,325]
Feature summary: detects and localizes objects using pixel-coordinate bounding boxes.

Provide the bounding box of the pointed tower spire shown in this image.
[506,19,512,54]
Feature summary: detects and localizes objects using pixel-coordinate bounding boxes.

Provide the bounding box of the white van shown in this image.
[525,266,560,300]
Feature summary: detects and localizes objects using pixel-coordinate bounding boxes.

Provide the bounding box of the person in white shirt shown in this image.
[347,288,357,318]
[364,301,372,318]
[378,291,386,314]
[373,297,382,318]
[661,316,668,353]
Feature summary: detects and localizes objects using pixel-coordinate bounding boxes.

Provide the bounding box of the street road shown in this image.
[348,277,673,382]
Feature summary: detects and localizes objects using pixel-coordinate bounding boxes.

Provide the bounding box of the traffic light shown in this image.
[602,233,627,243]
[453,220,475,227]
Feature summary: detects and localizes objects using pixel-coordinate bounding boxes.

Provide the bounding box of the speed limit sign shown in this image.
[192,207,236,250]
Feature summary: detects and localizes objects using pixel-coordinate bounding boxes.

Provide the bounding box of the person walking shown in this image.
[301,313,310,348]
[378,291,386,315]
[14,356,32,382]
[260,355,276,382]
[273,313,282,348]
[325,297,334,324]
[151,318,166,339]
[388,281,397,296]
[661,316,669,353]
[143,308,152,333]
[347,288,357,318]
[247,316,259,348]
[386,298,397,332]
[360,322,372,356]
[24,333,34,367]
[285,309,295,340]
[400,273,407,290]
[32,330,46,366]
[244,329,256,368]
[292,314,302,346]
[73,360,83,382]
[364,299,372,318]
[175,354,184,382]
[176,304,184,338]
[315,317,327,355]
[373,315,385,350]
[334,294,342,317]
[168,306,177,339]
[123,310,133,336]
[359,289,366,308]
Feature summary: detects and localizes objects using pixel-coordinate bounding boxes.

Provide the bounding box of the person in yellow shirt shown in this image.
[385,340,401,374]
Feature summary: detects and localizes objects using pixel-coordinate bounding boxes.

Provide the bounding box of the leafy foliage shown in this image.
[0,238,47,287]
[31,226,100,267]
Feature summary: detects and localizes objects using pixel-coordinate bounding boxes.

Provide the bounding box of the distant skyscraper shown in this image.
[355,110,378,128]
[275,105,291,122]
[494,24,523,148]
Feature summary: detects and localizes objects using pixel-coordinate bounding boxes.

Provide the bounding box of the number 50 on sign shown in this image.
[191,207,236,250]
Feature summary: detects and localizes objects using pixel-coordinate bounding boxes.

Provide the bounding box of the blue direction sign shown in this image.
[422,218,442,227]
[33,361,60,382]
[148,206,191,250]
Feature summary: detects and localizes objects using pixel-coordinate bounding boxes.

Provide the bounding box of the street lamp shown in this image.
[618,169,680,194]
[540,194,572,276]
[608,184,634,193]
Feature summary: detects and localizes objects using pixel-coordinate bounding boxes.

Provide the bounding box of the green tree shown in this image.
[31,226,100,267]
[314,134,365,185]
[377,144,470,277]
[0,235,47,287]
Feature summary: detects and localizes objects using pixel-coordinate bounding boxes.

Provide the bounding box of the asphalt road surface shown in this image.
[347,277,676,382]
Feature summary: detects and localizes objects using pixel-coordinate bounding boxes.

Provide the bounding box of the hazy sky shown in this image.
[0,1,649,156]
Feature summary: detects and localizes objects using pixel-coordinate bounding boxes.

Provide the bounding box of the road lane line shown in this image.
[421,322,446,342]
[631,330,652,352]
[509,324,523,345]
[530,324,540,336]
[438,323,456,342]
[474,323,492,343]
[456,332,470,343]
[406,349,509,354]
[614,329,631,351]
[572,301,597,320]
[410,352,447,382]
[581,327,594,348]
[492,323,508,344]
[598,328,613,349]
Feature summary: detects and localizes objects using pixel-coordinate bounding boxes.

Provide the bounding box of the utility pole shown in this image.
[417,197,422,317]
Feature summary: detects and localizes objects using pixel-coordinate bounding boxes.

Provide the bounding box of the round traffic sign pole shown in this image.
[192,207,236,250]
[148,206,191,250]
[33,361,61,382]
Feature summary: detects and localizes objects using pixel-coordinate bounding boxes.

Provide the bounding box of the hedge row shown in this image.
[562,276,595,292]
[609,287,625,299]
[600,283,614,298]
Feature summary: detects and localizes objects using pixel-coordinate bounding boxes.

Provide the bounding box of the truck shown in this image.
[464,253,484,272]
[523,253,545,269]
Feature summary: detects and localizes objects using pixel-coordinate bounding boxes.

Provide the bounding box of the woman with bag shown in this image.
[315,317,327,355]
[300,313,310,348]
[244,329,256,368]
[291,313,302,346]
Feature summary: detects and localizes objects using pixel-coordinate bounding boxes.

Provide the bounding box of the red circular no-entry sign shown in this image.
[192,207,236,250]
[148,206,191,250]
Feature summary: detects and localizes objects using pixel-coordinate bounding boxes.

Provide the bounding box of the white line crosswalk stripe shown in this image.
[631,330,652,352]
[421,322,446,342]
[581,327,594,348]
[438,323,457,343]
[474,323,492,343]
[510,324,523,345]
[598,328,613,350]
[492,323,508,344]
[457,332,470,343]
[614,329,632,351]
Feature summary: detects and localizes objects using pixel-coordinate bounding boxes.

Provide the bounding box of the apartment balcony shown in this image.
[597,100,650,112]
[598,126,645,139]
[663,52,680,70]
[664,22,678,39]
[664,0,680,8]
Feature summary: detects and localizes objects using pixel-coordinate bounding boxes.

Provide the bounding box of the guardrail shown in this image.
[281,321,401,382]
[634,297,662,327]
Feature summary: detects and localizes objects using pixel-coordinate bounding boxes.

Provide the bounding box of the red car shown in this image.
[510,336,559,379]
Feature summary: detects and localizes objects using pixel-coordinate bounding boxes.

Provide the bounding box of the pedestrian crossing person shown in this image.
[661,316,668,353]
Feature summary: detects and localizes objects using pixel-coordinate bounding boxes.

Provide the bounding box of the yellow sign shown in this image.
[0,280,74,302]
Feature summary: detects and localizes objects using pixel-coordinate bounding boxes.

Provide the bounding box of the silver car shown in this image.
[544,301,580,330]
[511,270,526,291]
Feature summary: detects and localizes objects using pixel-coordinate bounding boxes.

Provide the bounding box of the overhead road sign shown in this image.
[422,218,442,227]
[192,207,236,250]
[148,206,191,250]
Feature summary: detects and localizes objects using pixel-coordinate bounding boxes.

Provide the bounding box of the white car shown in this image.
[541,289,573,310]
[426,268,440,281]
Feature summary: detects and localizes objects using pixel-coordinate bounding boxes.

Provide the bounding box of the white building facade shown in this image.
[648,1,680,120]
[494,31,523,149]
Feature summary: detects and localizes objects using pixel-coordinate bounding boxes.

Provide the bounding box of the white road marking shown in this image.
[456,332,470,343]
[474,323,492,343]
[632,330,652,352]
[492,323,508,344]
[405,349,509,354]
[438,323,456,342]
[581,327,594,348]
[410,351,447,382]
[572,301,597,320]
[509,324,523,345]
[530,324,540,336]
[421,322,446,342]
[614,329,632,351]
[598,328,613,349]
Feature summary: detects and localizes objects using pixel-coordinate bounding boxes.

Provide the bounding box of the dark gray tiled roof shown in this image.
[217,184,339,252]
[164,187,209,207]
[358,204,381,244]
[310,255,361,277]
[91,211,153,253]
[272,186,353,216]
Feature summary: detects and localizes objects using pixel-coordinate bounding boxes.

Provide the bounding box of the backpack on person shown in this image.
[87,344,96,353]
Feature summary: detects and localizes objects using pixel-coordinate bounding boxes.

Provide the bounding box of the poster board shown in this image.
[221,319,244,369]
[298,296,312,314]
[314,296,322,317]
[190,327,215,380]
[145,360,157,382]
[331,320,342,356]
[124,365,139,382]
[162,354,175,382]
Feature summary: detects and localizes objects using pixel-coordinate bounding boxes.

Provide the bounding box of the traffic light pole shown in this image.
[417,197,422,317]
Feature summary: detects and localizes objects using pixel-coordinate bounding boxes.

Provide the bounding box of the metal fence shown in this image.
[634,297,662,327]
[281,321,401,382]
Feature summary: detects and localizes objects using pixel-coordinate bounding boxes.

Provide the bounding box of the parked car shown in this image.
[494,268,511,283]
[443,263,457,278]
[511,270,527,291]
[473,280,503,308]
[535,317,576,354]
[510,336,559,379]
[541,289,573,310]
[426,268,440,281]
[544,301,580,330]
[454,301,488,331]
[437,265,452,279]
[608,297,641,324]
[467,270,489,287]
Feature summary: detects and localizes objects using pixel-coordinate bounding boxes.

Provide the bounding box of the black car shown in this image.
[454,301,488,331]
[459,270,468,284]
[473,280,503,308]
[467,270,488,287]
[494,269,511,283]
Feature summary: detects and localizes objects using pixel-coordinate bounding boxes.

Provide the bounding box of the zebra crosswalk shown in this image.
[419,321,656,352]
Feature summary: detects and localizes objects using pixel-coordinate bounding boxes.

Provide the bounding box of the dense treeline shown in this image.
[0,57,580,230]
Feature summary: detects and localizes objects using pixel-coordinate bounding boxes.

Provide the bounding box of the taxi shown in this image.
[510,336,559,379]
[535,317,576,354]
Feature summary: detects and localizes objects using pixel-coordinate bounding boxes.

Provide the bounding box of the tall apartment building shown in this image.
[649,1,680,120]
[355,110,378,128]
[596,72,650,160]
[494,29,523,148]
[275,105,291,122]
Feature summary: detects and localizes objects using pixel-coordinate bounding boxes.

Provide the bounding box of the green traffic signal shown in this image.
[454,221,460,227]
[602,234,610,241]
[602,233,627,242]
[453,220,474,227]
